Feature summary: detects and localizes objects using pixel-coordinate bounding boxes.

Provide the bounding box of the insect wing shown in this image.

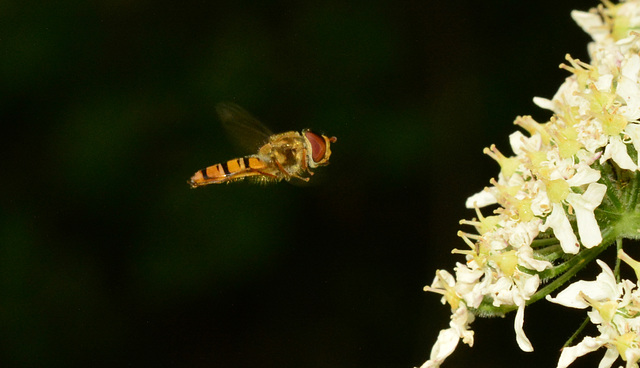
[215,102,274,152]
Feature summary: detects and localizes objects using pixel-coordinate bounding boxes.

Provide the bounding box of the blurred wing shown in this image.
[215,102,274,152]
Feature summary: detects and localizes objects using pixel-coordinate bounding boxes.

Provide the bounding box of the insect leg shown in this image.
[272,158,310,182]
[300,149,314,176]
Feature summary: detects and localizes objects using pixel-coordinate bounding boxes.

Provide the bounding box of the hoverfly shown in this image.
[188,102,337,188]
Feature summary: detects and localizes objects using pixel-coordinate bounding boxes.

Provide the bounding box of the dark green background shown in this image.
[1,1,603,367]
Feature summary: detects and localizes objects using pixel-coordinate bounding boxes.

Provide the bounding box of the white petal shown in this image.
[515,304,533,352]
[432,269,455,288]
[592,259,619,296]
[595,74,614,93]
[491,277,515,306]
[546,260,618,309]
[546,280,593,308]
[454,263,483,284]
[541,203,579,254]
[521,274,540,297]
[601,136,637,171]
[618,55,640,121]
[533,96,555,111]
[557,336,606,368]
[450,306,475,346]
[566,183,606,248]
[509,131,525,154]
[576,149,601,166]
[624,348,640,368]
[571,10,608,43]
[623,54,640,80]
[617,55,640,121]
[598,347,620,368]
[570,10,603,29]
[420,328,460,368]
[465,188,498,208]
[581,183,607,209]
[518,246,552,272]
[566,165,601,187]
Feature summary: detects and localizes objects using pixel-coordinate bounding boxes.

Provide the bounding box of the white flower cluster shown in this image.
[547,252,640,368]
[421,1,640,368]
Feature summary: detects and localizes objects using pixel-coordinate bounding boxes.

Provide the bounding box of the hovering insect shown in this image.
[188,102,337,188]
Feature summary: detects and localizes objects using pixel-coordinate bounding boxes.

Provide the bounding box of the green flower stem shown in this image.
[535,244,564,262]
[531,237,562,248]
[615,238,623,283]
[564,316,591,348]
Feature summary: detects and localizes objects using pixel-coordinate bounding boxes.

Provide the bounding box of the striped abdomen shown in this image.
[189,156,277,188]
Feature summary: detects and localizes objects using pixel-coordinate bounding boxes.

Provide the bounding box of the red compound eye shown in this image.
[304,131,326,162]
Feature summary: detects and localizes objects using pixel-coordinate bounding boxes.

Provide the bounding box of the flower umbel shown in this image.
[420,1,640,368]
[547,258,640,368]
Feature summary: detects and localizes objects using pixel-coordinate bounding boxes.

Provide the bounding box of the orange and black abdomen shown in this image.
[189,156,272,188]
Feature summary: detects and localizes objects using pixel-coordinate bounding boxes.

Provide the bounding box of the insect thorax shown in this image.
[258,133,307,175]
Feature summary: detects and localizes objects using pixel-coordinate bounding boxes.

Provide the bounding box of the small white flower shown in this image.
[419,305,475,368]
[546,260,619,309]
[507,219,542,249]
[547,259,640,368]
[484,272,539,352]
[540,203,579,254]
[513,274,540,352]
[542,149,576,181]
[509,130,541,155]
[557,336,606,368]
[534,76,588,115]
[530,185,551,217]
[454,263,486,309]
[565,182,607,248]
[517,245,552,272]
[420,328,459,368]
[576,118,608,153]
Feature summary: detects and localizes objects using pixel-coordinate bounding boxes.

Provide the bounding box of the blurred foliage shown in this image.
[0,0,600,367]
